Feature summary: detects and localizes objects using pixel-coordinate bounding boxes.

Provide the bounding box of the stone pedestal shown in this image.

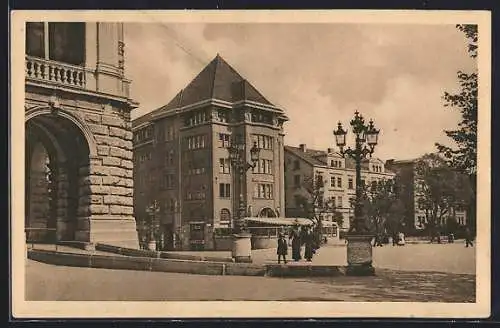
[148,240,157,251]
[231,233,252,263]
[346,234,375,276]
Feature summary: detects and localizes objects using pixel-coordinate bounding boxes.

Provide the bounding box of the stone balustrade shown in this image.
[25,55,86,88]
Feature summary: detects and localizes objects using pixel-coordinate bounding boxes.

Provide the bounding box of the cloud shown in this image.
[124,22,476,160]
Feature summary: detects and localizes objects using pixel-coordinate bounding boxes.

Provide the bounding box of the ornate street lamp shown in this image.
[228,137,260,262]
[145,199,161,251]
[333,110,380,276]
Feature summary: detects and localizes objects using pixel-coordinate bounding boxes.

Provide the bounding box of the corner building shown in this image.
[133,55,288,251]
[24,22,139,248]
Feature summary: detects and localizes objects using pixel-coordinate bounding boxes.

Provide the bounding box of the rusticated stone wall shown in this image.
[76,109,138,248]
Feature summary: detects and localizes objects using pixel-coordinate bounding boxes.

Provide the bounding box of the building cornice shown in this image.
[25,80,138,110]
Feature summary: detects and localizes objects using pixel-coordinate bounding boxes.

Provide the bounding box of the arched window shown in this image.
[259,207,277,218]
[220,208,231,226]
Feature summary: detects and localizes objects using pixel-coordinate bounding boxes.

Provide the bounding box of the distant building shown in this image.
[385,159,467,234]
[284,144,396,231]
[132,54,289,251]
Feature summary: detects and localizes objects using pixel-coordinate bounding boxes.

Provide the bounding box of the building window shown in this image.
[337,177,342,188]
[186,135,207,150]
[186,191,206,200]
[185,110,208,127]
[219,158,231,174]
[164,125,174,141]
[161,174,174,190]
[26,23,86,66]
[219,183,231,198]
[254,183,274,199]
[337,196,343,208]
[253,159,273,174]
[220,208,231,224]
[252,134,273,150]
[218,133,231,148]
[294,175,301,187]
[330,177,335,188]
[168,198,176,212]
[348,177,354,189]
[331,160,336,167]
[188,166,206,175]
[293,160,300,170]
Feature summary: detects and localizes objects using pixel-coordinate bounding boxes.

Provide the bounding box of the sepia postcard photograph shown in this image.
[10,10,491,319]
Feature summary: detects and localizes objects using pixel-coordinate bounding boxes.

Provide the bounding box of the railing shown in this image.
[25,56,86,88]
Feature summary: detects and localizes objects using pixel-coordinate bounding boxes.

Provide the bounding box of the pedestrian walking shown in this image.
[465,227,474,247]
[392,232,398,246]
[277,233,288,264]
[289,225,302,261]
[303,227,314,262]
[397,232,405,246]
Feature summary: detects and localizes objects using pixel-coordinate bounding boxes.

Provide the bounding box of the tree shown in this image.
[415,153,473,241]
[294,174,336,244]
[435,24,477,232]
[360,178,405,237]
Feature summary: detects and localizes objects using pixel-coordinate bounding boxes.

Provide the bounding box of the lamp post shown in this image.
[333,110,380,276]
[146,200,161,251]
[228,137,260,262]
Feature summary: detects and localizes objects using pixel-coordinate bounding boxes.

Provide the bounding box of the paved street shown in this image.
[25,259,474,302]
[169,243,476,275]
[25,242,476,302]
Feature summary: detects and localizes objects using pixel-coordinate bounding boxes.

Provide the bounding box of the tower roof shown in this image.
[133,54,284,127]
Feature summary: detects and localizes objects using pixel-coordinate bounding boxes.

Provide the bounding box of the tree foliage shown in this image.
[435,24,477,175]
[294,174,339,242]
[415,153,473,236]
[360,178,406,235]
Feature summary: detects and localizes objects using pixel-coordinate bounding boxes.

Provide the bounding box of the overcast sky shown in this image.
[124,22,476,161]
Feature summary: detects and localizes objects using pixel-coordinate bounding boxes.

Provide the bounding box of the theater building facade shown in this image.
[132,55,288,251]
[25,22,139,248]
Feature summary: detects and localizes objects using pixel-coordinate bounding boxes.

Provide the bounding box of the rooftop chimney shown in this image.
[299,144,307,152]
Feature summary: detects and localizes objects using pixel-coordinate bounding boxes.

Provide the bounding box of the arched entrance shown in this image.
[258,207,277,218]
[25,109,93,244]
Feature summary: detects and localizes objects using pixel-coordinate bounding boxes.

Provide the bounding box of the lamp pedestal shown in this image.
[232,233,252,263]
[345,234,375,276]
[148,239,157,251]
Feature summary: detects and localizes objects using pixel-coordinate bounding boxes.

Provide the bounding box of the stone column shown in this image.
[95,23,122,96]
[85,22,98,91]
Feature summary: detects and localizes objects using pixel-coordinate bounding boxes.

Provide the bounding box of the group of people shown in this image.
[373,232,406,247]
[277,225,318,264]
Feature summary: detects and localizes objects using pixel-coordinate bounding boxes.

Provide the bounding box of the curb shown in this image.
[95,243,234,263]
[27,249,347,277]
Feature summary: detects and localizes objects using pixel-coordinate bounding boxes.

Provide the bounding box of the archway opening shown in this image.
[25,112,91,244]
[258,207,277,218]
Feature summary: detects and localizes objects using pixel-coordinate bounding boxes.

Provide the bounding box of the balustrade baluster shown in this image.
[34,62,41,78]
[49,65,54,81]
[66,70,72,85]
[26,61,31,77]
[60,68,66,83]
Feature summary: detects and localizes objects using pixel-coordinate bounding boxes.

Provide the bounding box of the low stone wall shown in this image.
[213,236,232,251]
[95,243,233,263]
[27,248,348,277]
[251,236,277,250]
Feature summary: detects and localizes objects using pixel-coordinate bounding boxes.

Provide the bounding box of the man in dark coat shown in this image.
[303,227,314,262]
[465,227,474,247]
[277,233,288,264]
[289,225,302,261]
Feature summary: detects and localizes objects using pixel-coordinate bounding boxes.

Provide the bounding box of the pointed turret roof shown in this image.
[133,54,284,127]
